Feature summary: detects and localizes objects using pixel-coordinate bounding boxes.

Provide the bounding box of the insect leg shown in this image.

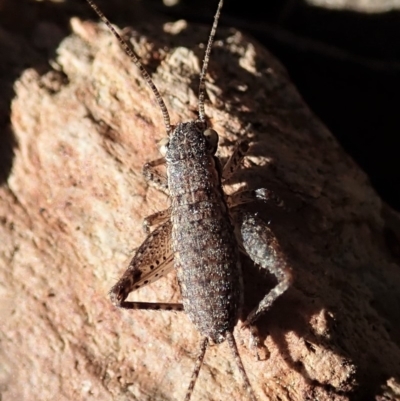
[234,212,293,327]
[227,188,286,210]
[222,141,249,181]
[143,207,171,233]
[184,337,208,401]
[143,157,169,195]
[110,220,183,311]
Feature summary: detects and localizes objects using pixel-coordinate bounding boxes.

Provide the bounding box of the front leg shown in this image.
[143,207,171,233]
[222,140,249,181]
[234,212,293,326]
[141,157,171,232]
[142,157,169,195]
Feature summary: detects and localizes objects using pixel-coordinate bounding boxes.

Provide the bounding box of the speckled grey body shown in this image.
[167,121,242,343]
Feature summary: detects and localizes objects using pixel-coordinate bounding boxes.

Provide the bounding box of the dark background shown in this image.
[1,0,399,210]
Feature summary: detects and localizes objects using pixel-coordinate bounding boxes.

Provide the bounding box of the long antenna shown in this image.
[86,0,172,136]
[198,0,224,122]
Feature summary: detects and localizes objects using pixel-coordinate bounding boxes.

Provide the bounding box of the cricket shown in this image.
[86,0,293,399]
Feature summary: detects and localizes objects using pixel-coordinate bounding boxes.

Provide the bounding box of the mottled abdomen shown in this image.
[173,204,242,343]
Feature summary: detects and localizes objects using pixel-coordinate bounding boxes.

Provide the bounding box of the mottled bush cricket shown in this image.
[86,0,293,400]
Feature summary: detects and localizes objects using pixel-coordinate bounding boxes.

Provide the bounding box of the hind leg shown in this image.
[234,212,293,327]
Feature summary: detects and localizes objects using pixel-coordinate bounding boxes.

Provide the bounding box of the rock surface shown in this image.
[1,6,400,401]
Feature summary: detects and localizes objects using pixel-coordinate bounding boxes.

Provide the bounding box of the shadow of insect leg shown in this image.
[119,301,183,311]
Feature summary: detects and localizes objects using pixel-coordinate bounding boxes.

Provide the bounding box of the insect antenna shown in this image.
[198,0,224,123]
[85,0,172,136]
[184,337,209,401]
[226,331,257,401]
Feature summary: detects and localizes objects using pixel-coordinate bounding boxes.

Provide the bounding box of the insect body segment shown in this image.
[167,123,242,344]
[86,0,293,400]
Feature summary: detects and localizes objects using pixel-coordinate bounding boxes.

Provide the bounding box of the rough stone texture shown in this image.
[306,0,400,13]
[1,8,400,401]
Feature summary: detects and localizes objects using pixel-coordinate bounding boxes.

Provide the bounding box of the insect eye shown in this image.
[204,129,219,153]
[158,137,169,156]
